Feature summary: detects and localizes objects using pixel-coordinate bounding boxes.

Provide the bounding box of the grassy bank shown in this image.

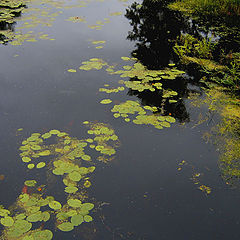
[168,0,240,16]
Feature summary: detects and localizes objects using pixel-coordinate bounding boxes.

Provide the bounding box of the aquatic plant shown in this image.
[0,122,120,239]
[110,100,176,129]
[168,0,240,16]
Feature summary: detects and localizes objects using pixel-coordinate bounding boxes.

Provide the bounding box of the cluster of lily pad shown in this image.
[110,100,176,129]
[99,84,125,93]
[0,0,89,45]
[0,122,120,239]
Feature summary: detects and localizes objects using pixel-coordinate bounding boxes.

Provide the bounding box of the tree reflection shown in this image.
[124,0,203,122]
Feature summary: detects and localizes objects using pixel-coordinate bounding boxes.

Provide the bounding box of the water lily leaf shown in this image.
[57,222,74,232]
[81,203,94,211]
[15,213,26,220]
[67,199,82,208]
[24,180,37,187]
[32,230,53,240]
[81,155,91,161]
[56,212,69,220]
[0,209,10,217]
[31,145,41,150]
[8,220,32,238]
[38,150,51,156]
[26,211,42,222]
[36,162,46,169]
[48,201,62,210]
[42,133,51,139]
[27,164,35,169]
[84,215,93,222]
[69,171,82,182]
[100,99,112,104]
[23,236,34,240]
[71,214,83,226]
[67,69,77,73]
[41,212,50,222]
[64,186,78,193]
[1,216,14,227]
[22,157,31,163]
[49,130,60,135]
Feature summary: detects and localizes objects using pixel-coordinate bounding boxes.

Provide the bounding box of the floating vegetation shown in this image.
[110,60,185,82]
[99,85,125,93]
[66,16,86,23]
[100,99,112,104]
[109,100,176,129]
[0,122,120,239]
[0,0,88,45]
[88,18,110,30]
[194,86,240,186]
[79,58,108,71]
[67,69,77,73]
[91,40,106,49]
[109,11,122,16]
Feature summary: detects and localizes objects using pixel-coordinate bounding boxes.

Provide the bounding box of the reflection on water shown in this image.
[0,0,240,239]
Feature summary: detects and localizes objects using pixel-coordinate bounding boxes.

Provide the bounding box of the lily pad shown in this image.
[84,215,93,222]
[57,222,74,232]
[64,186,78,193]
[1,216,14,227]
[24,180,37,187]
[71,214,83,226]
[36,162,46,169]
[48,201,62,210]
[67,199,82,208]
[69,171,82,182]
[100,99,112,104]
[32,230,53,240]
[27,164,35,169]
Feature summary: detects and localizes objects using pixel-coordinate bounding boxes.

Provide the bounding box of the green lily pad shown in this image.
[48,201,62,210]
[42,133,51,139]
[26,211,42,222]
[36,162,46,169]
[32,230,53,240]
[100,99,112,104]
[84,215,93,222]
[0,209,10,217]
[38,150,51,156]
[69,171,82,182]
[67,199,82,208]
[81,203,94,211]
[71,214,83,226]
[49,130,60,135]
[57,222,74,232]
[67,69,77,73]
[41,212,50,222]
[8,220,32,238]
[24,180,37,187]
[22,157,31,163]
[1,216,14,227]
[27,164,35,169]
[81,155,91,161]
[64,186,78,194]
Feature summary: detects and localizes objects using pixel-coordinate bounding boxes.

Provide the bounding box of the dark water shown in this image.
[0,0,240,239]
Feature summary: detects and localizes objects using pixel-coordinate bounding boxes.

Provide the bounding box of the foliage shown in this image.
[168,0,240,16]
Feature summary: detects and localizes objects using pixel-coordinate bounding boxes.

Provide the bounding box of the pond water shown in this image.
[0,0,240,239]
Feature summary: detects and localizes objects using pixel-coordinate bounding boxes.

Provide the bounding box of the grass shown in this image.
[168,0,240,16]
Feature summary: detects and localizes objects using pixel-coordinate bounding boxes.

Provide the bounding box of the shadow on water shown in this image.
[124,0,240,123]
